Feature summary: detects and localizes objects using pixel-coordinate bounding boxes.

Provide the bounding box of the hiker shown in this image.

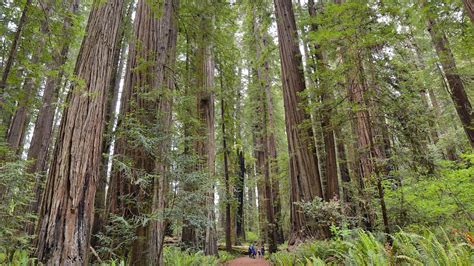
[257,242,265,258]
[248,243,256,259]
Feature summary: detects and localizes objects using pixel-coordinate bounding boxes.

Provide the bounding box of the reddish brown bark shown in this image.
[106,0,178,264]
[193,10,218,256]
[24,0,81,237]
[92,0,133,251]
[34,0,125,263]
[251,5,279,252]
[463,0,474,25]
[274,0,324,244]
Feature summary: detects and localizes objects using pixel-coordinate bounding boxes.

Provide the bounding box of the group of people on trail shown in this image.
[248,242,265,259]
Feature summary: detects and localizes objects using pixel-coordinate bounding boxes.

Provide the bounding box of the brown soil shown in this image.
[225,256,271,266]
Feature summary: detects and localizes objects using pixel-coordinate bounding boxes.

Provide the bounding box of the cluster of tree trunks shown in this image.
[1,0,472,263]
[25,0,81,235]
[106,0,179,264]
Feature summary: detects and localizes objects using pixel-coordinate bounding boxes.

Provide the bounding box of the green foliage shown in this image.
[95,214,138,260]
[0,146,35,258]
[270,229,473,265]
[246,231,259,243]
[0,250,34,266]
[217,250,236,263]
[297,197,353,229]
[163,247,218,266]
[386,154,474,229]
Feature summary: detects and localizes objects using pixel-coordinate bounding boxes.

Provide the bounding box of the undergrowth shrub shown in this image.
[270,229,473,265]
[163,246,218,266]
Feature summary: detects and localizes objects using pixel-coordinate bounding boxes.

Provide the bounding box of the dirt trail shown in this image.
[225,256,271,266]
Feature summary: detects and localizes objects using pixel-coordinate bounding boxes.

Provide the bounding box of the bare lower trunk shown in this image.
[274,0,324,244]
[35,0,125,263]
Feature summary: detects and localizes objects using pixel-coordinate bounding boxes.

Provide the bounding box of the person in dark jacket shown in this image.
[248,243,256,258]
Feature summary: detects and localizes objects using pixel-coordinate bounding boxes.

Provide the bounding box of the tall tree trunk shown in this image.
[307,0,339,201]
[235,148,245,243]
[25,0,81,236]
[234,72,245,244]
[260,31,284,245]
[251,5,279,251]
[426,16,474,148]
[463,0,474,25]
[180,31,197,249]
[106,0,178,264]
[347,50,390,235]
[335,127,354,214]
[273,0,325,244]
[6,79,33,152]
[196,11,218,256]
[347,50,376,231]
[92,0,133,250]
[35,0,125,263]
[220,85,232,251]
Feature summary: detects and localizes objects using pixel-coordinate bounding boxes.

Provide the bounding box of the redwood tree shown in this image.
[25,0,80,235]
[273,0,325,244]
[35,0,125,263]
[197,14,218,256]
[106,0,179,264]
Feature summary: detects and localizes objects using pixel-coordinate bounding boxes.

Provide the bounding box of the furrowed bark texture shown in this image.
[199,24,218,257]
[25,0,80,235]
[347,51,376,230]
[35,0,124,264]
[106,0,178,264]
[273,0,324,245]
[93,0,134,247]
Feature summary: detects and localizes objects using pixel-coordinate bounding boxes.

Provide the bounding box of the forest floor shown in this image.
[225,256,271,266]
